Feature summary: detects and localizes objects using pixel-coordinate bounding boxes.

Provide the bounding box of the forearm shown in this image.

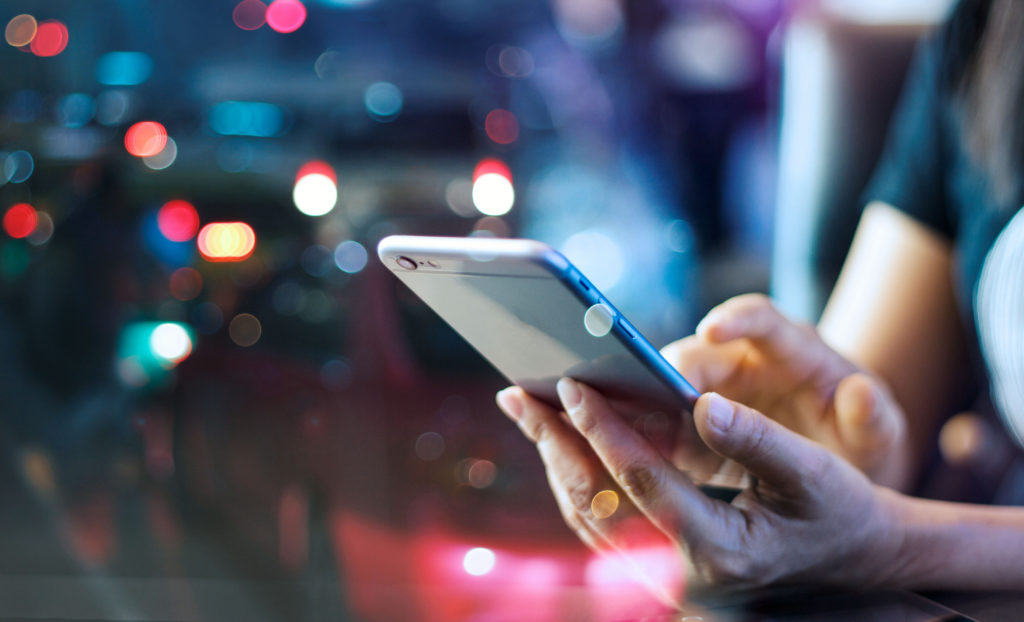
[884,489,1024,590]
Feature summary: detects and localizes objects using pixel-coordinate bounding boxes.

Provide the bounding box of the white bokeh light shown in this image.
[561,231,624,291]
[293,173,338,216]
[463,547,496,576]
[150,322,192,365]
[471,173,514,216]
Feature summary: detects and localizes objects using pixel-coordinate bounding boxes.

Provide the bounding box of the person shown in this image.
[495,0,1024,595]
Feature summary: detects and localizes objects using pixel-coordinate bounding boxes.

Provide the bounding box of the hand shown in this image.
[665,294,909,488]
[497,380,907,596]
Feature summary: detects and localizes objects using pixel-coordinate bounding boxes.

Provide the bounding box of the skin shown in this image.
[496,203,1024,595]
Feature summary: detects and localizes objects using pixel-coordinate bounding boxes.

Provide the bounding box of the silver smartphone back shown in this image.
[377,235,700,413]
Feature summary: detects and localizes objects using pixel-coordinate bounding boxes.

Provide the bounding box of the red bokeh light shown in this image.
[484,109,519,145]
[266,0,306,33]
[157,200,200,242]
[3,203,38,239]
[29,20,68,57]
[473,158,512,183]
[295,160,336,184]
[233,0,267,31]
[125,122,168,158]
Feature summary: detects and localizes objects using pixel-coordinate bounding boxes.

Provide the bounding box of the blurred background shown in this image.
[0,0,954,620]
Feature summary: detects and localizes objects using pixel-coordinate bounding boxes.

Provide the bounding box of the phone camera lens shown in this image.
[396,256,418,270]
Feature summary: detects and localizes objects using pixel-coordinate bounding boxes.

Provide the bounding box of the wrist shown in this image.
[868,485,920,589]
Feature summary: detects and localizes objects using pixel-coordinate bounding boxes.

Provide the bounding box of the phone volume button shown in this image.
[617,318,636,339]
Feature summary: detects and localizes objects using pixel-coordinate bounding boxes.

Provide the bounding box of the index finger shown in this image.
[555,378,728,544]
[696,294,830,376]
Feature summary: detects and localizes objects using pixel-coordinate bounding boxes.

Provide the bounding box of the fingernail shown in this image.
[496,388,523,421]
[556,378,582,410]
[706,392,734,431]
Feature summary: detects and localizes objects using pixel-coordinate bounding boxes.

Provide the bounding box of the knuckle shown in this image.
[618,465,661,500]
[740,413,770,459]
[525,417,552,445]
[690,542,764,588]
[746,292,772,308]
[564,476,600,517]
[570,408,601,439]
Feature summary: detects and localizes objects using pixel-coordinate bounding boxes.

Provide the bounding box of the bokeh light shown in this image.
[320,358,353,391]
[125,121,168,157]
[444,178,475,217]
[3,204,38,239]
[266,0,306,33]
[293,163,338,217]
[554,0,624,51]
[26,212,54,246]
[96,51,154,86]
[150,322,193,366]
[197,222,256,262]
[591,490,620,519]
[583,303,614,338]
[467,459,497,488]
[157,200,200,242]
[463,548,497,576]
[300,244,333,277]
[4,151,34,184]
[485,109,519,144]
[472,216,510,238]
[56,93,96,128]
[192,302,224,335]
[498,46,535,78]
[333,240,368,273]
[143,137,178,170]
[233,0,268,30]
[229,313,262,347]
[472,174,515,216]
[29,20,69,57]
[169,267,203,301]
[295,160,336,183]
[414,432,445,461]
[210,101,285,137]
[364,82,403,122]
[5,14,37,48]
[563,231,624,291]
[473,157,512,182]
[96,90,133,126]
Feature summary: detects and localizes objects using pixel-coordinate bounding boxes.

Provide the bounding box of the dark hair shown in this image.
[961,0,1024,203]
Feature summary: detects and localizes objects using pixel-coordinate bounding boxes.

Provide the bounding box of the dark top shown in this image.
[865,0,1024,456]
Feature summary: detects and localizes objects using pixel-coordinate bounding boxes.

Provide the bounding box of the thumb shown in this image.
[694,392,830,497]
[834,373,904,460]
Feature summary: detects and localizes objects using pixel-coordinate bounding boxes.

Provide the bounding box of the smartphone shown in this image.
[378,235,746,495]
[378,234,700,412]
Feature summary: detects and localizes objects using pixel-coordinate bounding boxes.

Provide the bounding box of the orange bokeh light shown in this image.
[29,20,68,57]
[197,222,256,262]
[5,14,37,48]
[125,121,168,158]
